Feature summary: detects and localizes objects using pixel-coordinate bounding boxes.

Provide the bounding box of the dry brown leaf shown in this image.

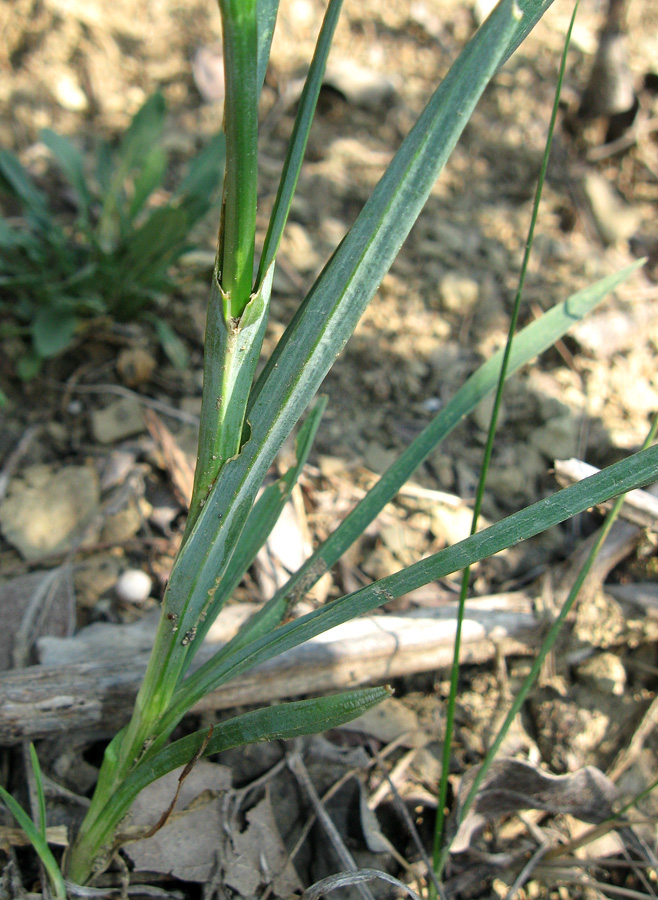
[450,757,618,853]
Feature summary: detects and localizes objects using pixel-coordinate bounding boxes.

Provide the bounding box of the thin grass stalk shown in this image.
[68,2,263,874]
[28,743,47,841]
[431,2,579,878]
[435,408,658,879]
[256,0,343,287]
[190,0,342,532]
[187,0,262,527]
[185,261,642,671]
[0,784,66,898]
[142,442,658,756]
[124,1,522,760]
[217,0,258,316]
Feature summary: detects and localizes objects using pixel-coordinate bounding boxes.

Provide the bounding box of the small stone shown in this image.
[117,348,157,387]
[100,498,145,544]
[485,465,529,500]
[379,521,409,558]
[581,172,641,245]
[261,499,308,575]
[363,441,398,474]
[192,44,225,104]
[100,450,137,491]
[438,273,480,313]
[74,554,121,607]
[439,272,480,313]
[361,546,399,581]
[116,569,153,605]
[281,221,319,274]
[577,652,626,696]
[54,72,88,111]
[530,415,579,461]
[471,393,506,434]
[430,505,482,546]
[91,397,146,444]
[0,464,100,561]
[323,58,396,109]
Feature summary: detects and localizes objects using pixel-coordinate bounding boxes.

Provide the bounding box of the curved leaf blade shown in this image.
[229,261,644,643]
[189,396,327,655]
[0,785,67,898]
[257,0,343,283]
[166,443,658,725]
[257,0,280,97]
[169,0,523,653]
[40,129,92,224]
[74,687,391,864]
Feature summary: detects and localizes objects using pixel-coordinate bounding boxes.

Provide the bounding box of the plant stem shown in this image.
[432,0,579,883]
[184,0,263,529]
[434,417,658,881]
[68,5,262,884]
[186,271,270,533]
[218,0,258,318]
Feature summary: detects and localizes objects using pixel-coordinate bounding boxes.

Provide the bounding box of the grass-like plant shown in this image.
[0,93,225,378]
[2,0,656,893]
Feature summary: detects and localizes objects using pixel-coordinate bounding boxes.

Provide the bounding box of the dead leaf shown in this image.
[123,761,232,882]
[224,795,302,899]
[144,409,195,508]
[358,783,394,855]
[123,766,300,897]
[450,757,618,853]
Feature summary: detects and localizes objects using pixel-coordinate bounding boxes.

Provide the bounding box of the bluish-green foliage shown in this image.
[0,93,224,378]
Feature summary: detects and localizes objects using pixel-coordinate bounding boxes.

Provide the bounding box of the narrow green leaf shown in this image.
[257,0,280,97]
[97,93,167,247]
[117,93,167,175]
[0,785,67,898]
[218,0,259,315]
[163,687,391,773]
[120,206,190,282]
[128,147,167,222]
[168,0,523,663]
[166,443,658,725]
[31,307,77,358]
[257,0,343,284]
[148,315,189,369]
[248,0,522,420]
[187,395,327,657]
[29,743,47,840]
[75,687,391,862]
[95,140,113,194]
[238,262,644,639]
[0,149,50,223]
[40,129,92,224]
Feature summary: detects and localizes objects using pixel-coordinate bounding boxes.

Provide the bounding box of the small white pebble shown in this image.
[116,569,153,604]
